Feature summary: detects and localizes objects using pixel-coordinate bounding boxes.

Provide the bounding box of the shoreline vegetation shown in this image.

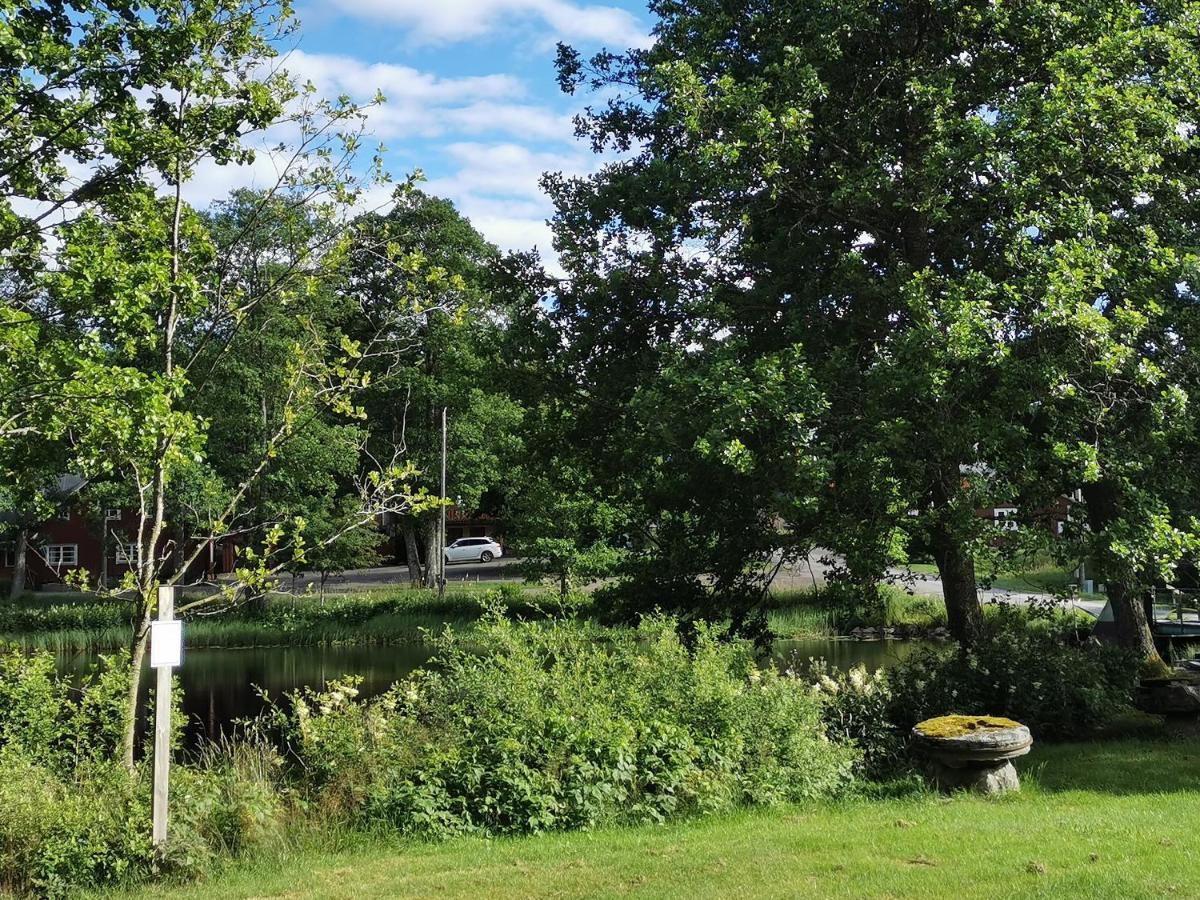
[0,610,1142,897]
[0,583,964,653]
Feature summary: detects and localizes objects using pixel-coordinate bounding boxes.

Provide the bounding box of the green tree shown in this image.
[348,189,525,587]
[18,0,443,768]
[294,498,384,600]
[550,0,1200,657]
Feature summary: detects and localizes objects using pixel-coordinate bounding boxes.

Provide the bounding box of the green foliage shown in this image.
[885,607,1138,741]
[0,646,128,769]
[350,188,527,586]
[809,663,906,781]
[547,0,1200,649]
[0,752,153,899]
[0,650,149,896]
[169,734,287,872]
[277,615,856,838]
[0,647,290,896]
[797,584,947,633]
[0,601,134,635]
[0,587,572,652]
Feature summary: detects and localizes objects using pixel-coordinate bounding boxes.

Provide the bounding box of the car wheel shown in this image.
[480,551,494,563]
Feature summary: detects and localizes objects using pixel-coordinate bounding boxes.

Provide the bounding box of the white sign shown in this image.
[150,620,183,668]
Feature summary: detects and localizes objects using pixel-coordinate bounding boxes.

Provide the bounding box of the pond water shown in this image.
[56,637,929,750]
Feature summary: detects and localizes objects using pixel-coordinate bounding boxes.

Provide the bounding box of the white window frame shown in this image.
[105,508,122,521]
[115,543,140,565]
[992,507,1019,531]
[43,544,79,567]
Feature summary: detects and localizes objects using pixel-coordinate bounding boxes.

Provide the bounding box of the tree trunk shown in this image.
[8,527,28,600]
[402,521,423,586]
[421,519,439,589]
[930,520,984,645]
[121,613,152,770]
[100,520,109,590]
[1081,480,1162,666]
[927,461,983,646]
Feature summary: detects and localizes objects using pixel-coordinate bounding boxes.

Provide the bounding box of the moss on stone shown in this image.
[1139,656,1175,680]
[914,715,1023,739]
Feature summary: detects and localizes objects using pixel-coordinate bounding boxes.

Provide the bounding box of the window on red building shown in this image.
[44,544,78,567]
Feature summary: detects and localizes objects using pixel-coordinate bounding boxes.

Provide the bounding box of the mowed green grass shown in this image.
[111,737,1199,900]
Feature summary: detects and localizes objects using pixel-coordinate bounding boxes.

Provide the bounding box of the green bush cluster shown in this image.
[809,663,907,780]
[0,586,564,653]
[277,614,857,838]
[885,607,1138,741]
[0,601,134,635]
[0,752,152,898]
[0,648,285,897]
[0,648,149,896]
[809,609,1139,778]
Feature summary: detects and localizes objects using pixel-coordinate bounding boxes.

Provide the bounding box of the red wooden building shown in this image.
[1,504,236,592]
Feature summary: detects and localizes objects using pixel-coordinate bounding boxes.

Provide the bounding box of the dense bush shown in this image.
[885,607,1138,741]
[806,609,1139,779]
[809,663,907,780]
[278,615,857,837]
[0,649,150,897]
[0,648,282,897]
[0,751,153,898]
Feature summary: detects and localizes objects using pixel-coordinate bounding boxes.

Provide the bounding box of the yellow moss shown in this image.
[1139,656,1174,680]
[914,715,1023,738]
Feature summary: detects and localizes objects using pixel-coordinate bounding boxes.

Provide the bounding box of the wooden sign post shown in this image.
[150,584,182,847]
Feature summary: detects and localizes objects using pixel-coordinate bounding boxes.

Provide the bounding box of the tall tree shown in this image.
[550,0,1200,653]
[18,0,444,767]
[348,189,524,587]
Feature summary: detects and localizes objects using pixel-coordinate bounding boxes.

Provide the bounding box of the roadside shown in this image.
[288,557,522,593]
[768,549,1107,619]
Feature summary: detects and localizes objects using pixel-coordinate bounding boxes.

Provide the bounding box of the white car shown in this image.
[444,537,503,564]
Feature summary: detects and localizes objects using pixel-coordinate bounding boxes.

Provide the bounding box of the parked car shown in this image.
[444,537,503,564]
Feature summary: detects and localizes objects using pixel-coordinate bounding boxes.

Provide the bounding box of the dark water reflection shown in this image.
[56,638,927,750]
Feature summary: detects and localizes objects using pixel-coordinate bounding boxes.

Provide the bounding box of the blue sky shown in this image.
[199,1,654,270]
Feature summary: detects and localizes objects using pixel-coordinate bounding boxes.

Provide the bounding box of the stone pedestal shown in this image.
[911,715,1032,796]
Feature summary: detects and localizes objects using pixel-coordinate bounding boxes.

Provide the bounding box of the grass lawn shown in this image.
[904,558,1107,600]
[109,737,1199,900]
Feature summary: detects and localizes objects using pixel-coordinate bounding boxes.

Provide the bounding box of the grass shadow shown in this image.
[1022,734,1200,795]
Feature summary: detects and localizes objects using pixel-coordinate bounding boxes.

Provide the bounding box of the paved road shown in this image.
[295,549,1109,620]
[291,557,521,592]
[769,549,1107,618]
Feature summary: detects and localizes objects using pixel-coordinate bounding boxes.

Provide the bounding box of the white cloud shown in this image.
[440,103,574,143]
[283,49,530,139]
[425,141,590,199]
[325,0,649,48]
[420,142,601,264]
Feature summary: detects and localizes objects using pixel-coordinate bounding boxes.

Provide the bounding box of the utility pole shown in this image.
[439,406,447,600]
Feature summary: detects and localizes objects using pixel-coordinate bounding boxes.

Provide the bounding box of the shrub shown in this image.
[0,752,153,899]
[0,647,290,897]
[169,732,288,873]
[0,647,129,770]
[810,663,907,779]
[885,606,1138,740]
[0,602,134,635]
[278,614,857,838]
